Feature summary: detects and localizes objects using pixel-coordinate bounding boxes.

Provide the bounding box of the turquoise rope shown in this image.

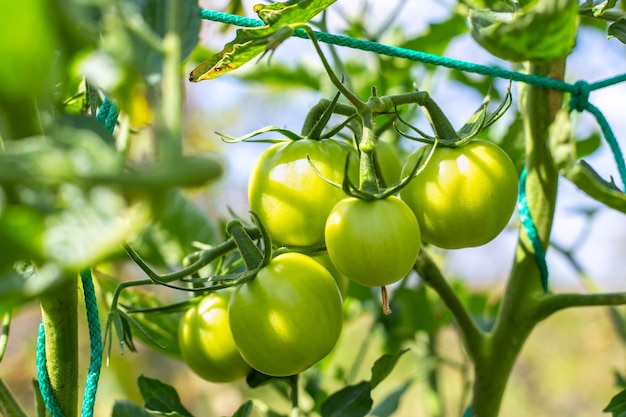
[37,99,117,416]
[517,168,549,292]
[199,8,626,190]
[95,98,119,133]
[36,322,65,417]
[80,270,102,417]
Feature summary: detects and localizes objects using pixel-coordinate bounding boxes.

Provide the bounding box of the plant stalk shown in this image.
[39,277,79,417]
[469,61,562,417]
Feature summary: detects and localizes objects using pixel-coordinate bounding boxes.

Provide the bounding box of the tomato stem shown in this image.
[288,374,300,417]
[380,286,392,315]
[226,220,264,272]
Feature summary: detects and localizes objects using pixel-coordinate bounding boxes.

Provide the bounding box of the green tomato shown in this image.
[312,253,350,297]
[373,140,403,187]
[400,139,518,249]
[325,196,421,287]
[179,291,251,383]
[248,139,357,248]
[229,253,343,377]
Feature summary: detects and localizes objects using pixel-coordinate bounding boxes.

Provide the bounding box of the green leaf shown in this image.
[132,189,220,268]
[110,0,201,78]
[604,388,626,417]
[0,264,64,316]
[111,400,154,417]
[380,286,436,351]
[231,400,253,417]
[98,274,184,359]
[468,0,578,62]
[593,0,618,16]
[189,0,336,81]
[370,381,412,417]
[608,19,626,44]
[400,13,467,57]
[320,381,372,417]
[138,375,193,417]
[0,377,29,417]
[370,349,409,390]
[575,132,602,159]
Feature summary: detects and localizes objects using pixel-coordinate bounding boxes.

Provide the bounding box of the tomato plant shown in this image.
[324,196,421,287]
[400,139,518,249]
[228,252,343,377]
[178,291,251,383]
[248,139,358,248]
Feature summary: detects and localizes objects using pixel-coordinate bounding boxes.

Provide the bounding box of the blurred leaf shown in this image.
[468,0,578,62]
[112,400,154,417]
[370,349,409,390]
[236,60,322,90]
[401,13,467,57]
[370,381,412,417]
[380,286,436,351]
[0,206,45,269]
[608,19,626,43]
[0,0,58,100]
[0,376,29,417]
[575,132,602,159]
[451,282,500,331]
[0,264,64,316]
[132,189,220,268]
[604,388,626,417]
[138,375,193,417]
[232,400,253,417]
[108,0,201,79]
[320,381,372,417]
[608,307,626,346]
[190,0,336,81]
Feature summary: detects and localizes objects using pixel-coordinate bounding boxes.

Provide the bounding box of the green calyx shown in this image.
[395,84,512,148]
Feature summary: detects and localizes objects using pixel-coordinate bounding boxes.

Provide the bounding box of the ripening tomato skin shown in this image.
[179,291,251,383]
[248,139,358,248]
[312,253,350,297]
[228,253,343,377]
[400,139,518,249]
[324,196,421,287]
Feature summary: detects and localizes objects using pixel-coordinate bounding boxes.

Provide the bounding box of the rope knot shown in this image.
[570,80,591,112]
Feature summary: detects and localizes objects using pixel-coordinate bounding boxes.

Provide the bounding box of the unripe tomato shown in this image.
[374,140,403,186]
[400,139,518,249]
[312,253,350,297]
[179,291,251,383]
[229,253,343,377]
[324,196,421,287]
[248,139,357,248]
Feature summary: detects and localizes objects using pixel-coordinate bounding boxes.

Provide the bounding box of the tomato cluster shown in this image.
[179,134,517,382]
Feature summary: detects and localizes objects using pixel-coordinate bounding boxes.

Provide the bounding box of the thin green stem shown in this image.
[0,312,10,363]
[289,374,300,417]
[536,292,626,319]
[414,250,484,361]
[0,377,29,417]
[156,0,183,162]
[302,26,364,110]
[358,111,379,194]
[39,277,79,417]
